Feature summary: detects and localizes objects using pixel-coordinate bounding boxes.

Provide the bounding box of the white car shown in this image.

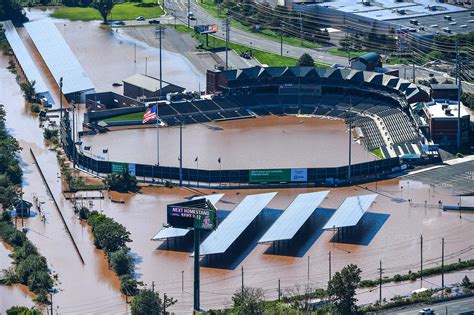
[419,308,434,315]
[136,16,145,21]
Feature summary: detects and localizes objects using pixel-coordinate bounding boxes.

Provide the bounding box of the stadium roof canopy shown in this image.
[151,194,224,241]
[198,192,277,256]
[123,74,175,92]
[258,191,329,243]
[323,194,378,229]
[213,66,428,104]
[1,20,52,102]
[24,19,95,95]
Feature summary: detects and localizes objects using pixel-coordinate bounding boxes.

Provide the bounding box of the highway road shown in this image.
[387,296,474,314]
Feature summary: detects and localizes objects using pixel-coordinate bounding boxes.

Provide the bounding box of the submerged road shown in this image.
[387,296,474,314]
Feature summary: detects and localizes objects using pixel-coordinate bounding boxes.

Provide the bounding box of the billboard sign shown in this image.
[111,162,128,174]
[167,199,217,230]
[249,169,308,183]
[128,163,136,176]
[194,24,218,34]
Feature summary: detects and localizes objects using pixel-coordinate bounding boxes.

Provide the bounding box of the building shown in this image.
[422,100,470,146]
[13,199,33,217]
[430,84,460,101]
[350,52,382,71]
[293,0,474,39]
[123,74,185,100]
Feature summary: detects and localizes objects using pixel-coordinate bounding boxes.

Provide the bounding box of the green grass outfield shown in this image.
[175,25,329,68]
[197,0,322,50]
[103,111,145,122]
[50,0,164,21]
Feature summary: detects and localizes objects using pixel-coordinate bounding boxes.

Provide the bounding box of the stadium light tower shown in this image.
[347,96,352,184]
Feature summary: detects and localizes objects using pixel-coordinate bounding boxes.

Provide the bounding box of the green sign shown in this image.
[111,162,128,174]
[249,169,291,183]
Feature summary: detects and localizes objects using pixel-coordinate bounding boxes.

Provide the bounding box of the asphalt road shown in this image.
[388,296,474,314]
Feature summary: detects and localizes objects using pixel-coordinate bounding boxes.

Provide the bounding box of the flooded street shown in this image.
[1,8,474,314]
[82,116,373,168]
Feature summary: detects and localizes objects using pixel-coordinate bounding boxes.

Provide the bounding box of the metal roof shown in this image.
[1,21,50,99]
[123,74,171,92]
[258,191,329,243]
[323,194,378,229]
[151,194,224,240]
[24,19,95,95]
[198,192,277,256]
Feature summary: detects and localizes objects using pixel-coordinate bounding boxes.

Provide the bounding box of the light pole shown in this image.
[179,120,183,187]
[59,77,63,122]
[71,101,76,168]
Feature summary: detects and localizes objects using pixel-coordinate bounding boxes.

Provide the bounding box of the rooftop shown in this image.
[426,101,469,119]
[123,74,173,92]
[431,84,459,90]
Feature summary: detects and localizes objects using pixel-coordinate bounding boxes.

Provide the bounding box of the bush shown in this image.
[6,306,42,315]
[78,206,90,220]
[110,249,134,276]
[105,170,138,192]
[43,129,58,141]
[120,274,141,296]
[30,104,40,113]
[393,274,402,282]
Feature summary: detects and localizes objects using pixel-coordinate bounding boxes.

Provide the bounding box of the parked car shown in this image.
[149,19,160,24]
[188,12,196,20]
[419,308,434,315]
[136,16,145,21]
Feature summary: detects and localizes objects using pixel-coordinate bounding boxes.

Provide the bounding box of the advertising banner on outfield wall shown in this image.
[111,162,136,176]
[290,168,307,182]
[249,168,308,183]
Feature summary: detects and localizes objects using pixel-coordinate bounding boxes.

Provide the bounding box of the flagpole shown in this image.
[196,157,199,188]
[156,103,160,167]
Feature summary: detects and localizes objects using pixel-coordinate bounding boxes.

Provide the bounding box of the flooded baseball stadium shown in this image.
[1,8,474,314]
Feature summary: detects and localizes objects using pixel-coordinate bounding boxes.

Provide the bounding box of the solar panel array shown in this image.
[323,194,378,229]
[151,194,224,240]
[198,192,277,256]
[24,19,95,95]
[258,191,329,243]
[1,21,49,97]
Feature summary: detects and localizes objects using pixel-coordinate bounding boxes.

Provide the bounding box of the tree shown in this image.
[131,289,162,315]
[91,217,131,253]
[327,264,361,314]
[297,53,314,67]
[105,170,138,192]
[0,0,28,26]
[19,80,36,103]
[429,77,439,85]
[232,287,265,314]
[91,0,115,24]
[120,274,141,296]
[110,248,134,276]
[6,306,42,315]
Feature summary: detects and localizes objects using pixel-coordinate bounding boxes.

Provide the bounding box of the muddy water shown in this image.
[1,55,126,312]
[82,116,373,168]
[93,179,474,313]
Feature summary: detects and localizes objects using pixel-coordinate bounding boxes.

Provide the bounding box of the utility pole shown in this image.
[181,270,184,292]
[59,77,63,122]
[348,97,352,184]
[379,261,383,303]
[329,251,332,281]
[152,281,155,292]
[164,293,167,314]
[193,228,200,312]
[456,40,462,153]
[241,266,244,295]
[420,234,423,284]
[134,43,137,63]
[187,0,190,28]
[224,16,230,69]
[145,57,148,76]
[71,101,76,168]
[280,28,283,56]
[307,255,310,285]
[299,11,303,45]
[278,279,281,301]
[50,292,53,315]
[179,121,183,186]
[155,25,165,98]
[412,61,415,84]
[441,237,445,288]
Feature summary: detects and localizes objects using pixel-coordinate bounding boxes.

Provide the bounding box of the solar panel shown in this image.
[198,192,277,256]
[24,20,95,95]
[258,191,329,243]
[323,194,378,229]
[151,194,224,240]
[1,21,50,98]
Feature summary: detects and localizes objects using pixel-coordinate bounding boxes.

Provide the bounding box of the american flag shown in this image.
[143,105,158,123]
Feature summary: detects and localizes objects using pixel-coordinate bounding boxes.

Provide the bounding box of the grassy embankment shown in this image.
[197,0,322,50]
[370,148,384,159]
[50,0,164,21]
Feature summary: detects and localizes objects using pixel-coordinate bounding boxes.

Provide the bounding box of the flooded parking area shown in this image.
[82,116,373,169]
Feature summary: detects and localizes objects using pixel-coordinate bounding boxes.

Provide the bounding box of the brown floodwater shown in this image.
[1,8,474,314]
[82,116,373,169]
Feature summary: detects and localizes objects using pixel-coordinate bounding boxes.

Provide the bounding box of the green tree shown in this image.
[120,274,141,296]
[105,170,138,192]
[297,53,314,67]
[91,0,115,24]
[19,80,36,103]
[0,0,28,26]
[13,241,39,263]
[16,255,49,285]
[6,306,42,315]
[327,264,361,314]
[429,77,439,85]
[131,289,162,315]
[110,248,134,276]
[88,213,131,254]
[232,287,265,314]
